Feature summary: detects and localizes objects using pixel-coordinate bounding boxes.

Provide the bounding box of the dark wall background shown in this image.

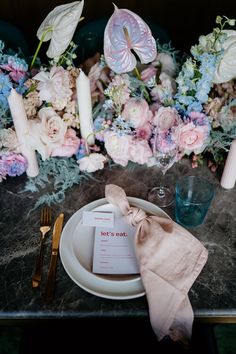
[1,0,236,54]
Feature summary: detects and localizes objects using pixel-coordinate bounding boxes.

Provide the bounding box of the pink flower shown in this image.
[51,128,80,157]
[154,132,177,153]
[78,153,106,173]
[104,132,132,166]
[39,107,67,146]
[151,73,176,102]
[149,102,161,113]
[141,66,157,82]
[175,122,209,155]
[0,57,28,82]
[122,98,153,128]
[191,161,199,168]
[153,106,180,132]
[28,107,67,160]
[135,124,152,140]
[129,139,153,164]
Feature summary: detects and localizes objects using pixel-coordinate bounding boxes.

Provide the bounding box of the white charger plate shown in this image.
[59,197,170,300]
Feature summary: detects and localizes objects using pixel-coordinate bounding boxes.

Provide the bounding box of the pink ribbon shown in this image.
[105,184,208,347]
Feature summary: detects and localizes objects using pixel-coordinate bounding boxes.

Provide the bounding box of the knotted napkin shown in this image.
[105,184,208,347]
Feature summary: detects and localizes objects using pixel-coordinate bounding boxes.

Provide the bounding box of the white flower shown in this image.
[0,128,20,152]
[213,30,236,83]
[78,153,106,173]
[37,0,84,58]
[34,66,72,104]
[153,53,176,77]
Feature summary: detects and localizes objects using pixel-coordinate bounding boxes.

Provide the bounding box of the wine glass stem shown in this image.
[158,171,166,198]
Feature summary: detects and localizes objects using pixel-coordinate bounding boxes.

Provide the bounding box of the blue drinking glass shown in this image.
[175,176,214,227]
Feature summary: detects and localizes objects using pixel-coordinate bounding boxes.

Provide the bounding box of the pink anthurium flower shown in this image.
[104,4,157,74]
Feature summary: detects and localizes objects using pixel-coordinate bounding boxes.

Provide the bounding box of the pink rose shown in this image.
[51,129,80,157]
[129,139,153,165]
[38,107,67,146]
[153,106,180,131]
[104,132,132,166]
[175,123,209,155]
[122,98,153,128]
[28,107,67,160]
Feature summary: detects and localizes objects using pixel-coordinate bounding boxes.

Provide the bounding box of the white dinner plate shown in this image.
[59,197,170,300]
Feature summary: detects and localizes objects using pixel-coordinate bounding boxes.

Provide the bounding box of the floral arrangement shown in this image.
[1,1,236,205]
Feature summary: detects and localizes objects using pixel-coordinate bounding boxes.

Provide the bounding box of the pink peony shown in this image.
[104,132,132,167]
[122,98,153,128]
[51,128,80,157]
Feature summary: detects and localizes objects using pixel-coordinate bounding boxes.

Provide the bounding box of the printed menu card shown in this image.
[92,216,139,275]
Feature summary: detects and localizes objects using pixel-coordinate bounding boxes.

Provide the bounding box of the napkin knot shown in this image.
[127,207,147,227]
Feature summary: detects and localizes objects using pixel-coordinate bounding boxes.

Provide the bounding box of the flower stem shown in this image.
[30,27,53,69]
[134,66,151,103]
[134,66,141,80]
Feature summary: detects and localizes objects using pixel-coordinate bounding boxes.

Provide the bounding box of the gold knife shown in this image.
[44,213,64,304]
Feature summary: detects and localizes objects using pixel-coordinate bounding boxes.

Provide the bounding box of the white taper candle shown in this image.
[76,69,95,145]
[220,140,236,189]
[8,89,39,177]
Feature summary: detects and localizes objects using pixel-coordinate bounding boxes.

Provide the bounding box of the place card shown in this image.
[92,216,139,275]
[82,211,114,227]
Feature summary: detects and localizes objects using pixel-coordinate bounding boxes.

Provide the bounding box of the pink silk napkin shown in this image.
[105,184,208,347]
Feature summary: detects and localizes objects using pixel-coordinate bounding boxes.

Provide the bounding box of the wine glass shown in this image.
[148,141,178,208]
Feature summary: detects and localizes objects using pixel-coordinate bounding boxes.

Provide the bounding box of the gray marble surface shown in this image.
[0,159,235,323]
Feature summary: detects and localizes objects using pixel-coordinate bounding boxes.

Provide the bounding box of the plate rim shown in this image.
[59,197,171,300]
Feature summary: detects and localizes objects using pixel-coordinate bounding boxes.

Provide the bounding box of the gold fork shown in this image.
[32,207,52,288]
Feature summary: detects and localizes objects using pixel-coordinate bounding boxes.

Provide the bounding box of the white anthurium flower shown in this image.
[37,0,84,58]
[213,30,236,83]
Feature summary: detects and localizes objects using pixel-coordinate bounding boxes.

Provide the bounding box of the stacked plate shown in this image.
[59,197,170,300]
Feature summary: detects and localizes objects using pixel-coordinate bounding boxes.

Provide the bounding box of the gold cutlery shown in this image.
[32,207,52,288]
[44,213,64,304]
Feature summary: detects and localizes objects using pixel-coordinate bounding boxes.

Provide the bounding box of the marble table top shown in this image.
[0,159,235,323]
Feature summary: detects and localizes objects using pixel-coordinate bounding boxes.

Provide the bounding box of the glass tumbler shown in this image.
[175,175,214,227]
